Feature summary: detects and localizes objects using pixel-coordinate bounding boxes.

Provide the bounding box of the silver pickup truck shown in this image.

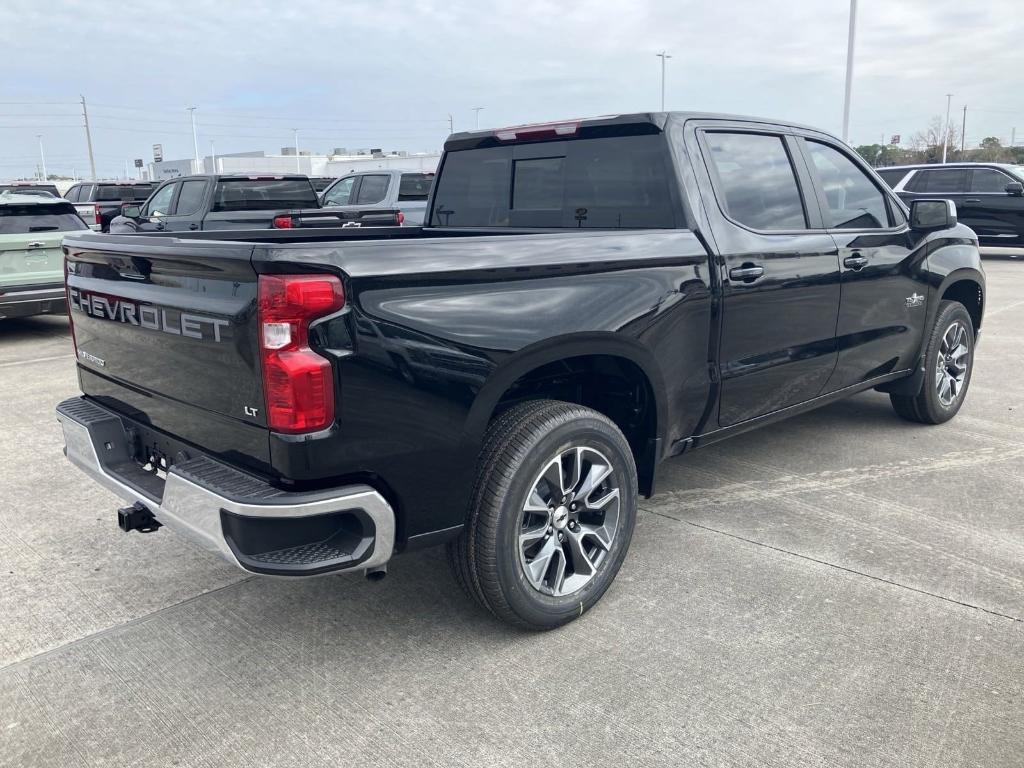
[317,169,434,226]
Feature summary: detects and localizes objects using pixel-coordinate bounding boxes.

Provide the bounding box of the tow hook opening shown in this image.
[117,502,162,533]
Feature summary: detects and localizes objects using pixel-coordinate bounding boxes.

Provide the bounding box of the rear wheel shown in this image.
[890,300,975,424]
[447,400,638,630]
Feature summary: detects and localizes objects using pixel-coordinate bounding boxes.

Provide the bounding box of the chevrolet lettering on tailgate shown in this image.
[68,287,229,342]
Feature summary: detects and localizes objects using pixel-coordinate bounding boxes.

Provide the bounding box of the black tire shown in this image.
[447,399,638,630]
[890,300,975,425]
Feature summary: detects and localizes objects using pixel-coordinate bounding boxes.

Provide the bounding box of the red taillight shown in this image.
[93,205,101,225]
[395,211,405,226]
[272,215,295,229]
[257,274,344,433]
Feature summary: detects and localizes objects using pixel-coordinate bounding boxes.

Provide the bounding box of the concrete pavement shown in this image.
[1,261,1022,767]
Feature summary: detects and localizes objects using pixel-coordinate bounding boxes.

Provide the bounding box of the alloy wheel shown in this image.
[935,321,970,408]
[517,446,620,597]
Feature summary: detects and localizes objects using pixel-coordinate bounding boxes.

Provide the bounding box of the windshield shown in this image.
[0,204,88,234]
[212,179,318,211]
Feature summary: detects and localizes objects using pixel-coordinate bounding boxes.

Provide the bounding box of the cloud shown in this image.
[0,0,1020,177]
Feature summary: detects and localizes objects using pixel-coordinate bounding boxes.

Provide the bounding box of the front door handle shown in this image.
[843,253,869,270]
[728,264,764,282]
[964,198,980,203]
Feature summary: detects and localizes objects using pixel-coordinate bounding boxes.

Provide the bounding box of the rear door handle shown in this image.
[964,198,981,203]
[843,254,869,270]
[728,265,764,282]
[189,223,199,230]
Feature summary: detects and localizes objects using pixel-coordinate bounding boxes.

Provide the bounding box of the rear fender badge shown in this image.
[244,406,259,417]
[78,350,105,367]
[905,293,925,308]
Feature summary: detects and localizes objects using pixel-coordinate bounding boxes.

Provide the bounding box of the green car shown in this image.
[0,193,87,320]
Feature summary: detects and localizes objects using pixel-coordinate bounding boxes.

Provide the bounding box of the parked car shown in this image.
[64,181,158,232]
[109,174,327,233]
[318,169,434,225]
[0,194,87,319]
[0,182,60,198]
[58,112,984,629]
[878,162,1024,249]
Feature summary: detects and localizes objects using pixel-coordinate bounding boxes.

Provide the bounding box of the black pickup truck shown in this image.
[108,174,345,233]
[58,112,985,629]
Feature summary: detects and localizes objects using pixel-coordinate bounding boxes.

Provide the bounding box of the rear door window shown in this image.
[0,204,89,234]
[430,134,677,228]
[804,140,890,229]
[908,168,967,193]
[76,184,94,201]
[703,132,807,230]
[397,173,433,201]
[354,175,389,205]
[65,186,81,202]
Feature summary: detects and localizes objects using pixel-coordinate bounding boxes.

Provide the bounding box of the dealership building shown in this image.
[147,148,440,180]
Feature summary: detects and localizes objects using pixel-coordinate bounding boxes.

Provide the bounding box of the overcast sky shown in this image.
[1,0,1022,178]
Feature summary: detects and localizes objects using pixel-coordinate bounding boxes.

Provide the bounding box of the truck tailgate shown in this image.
[64,236,271,470]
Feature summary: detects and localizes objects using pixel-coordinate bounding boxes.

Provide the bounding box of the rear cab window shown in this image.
[0,203,89,234]
[212,178,318,211]
[430,134,678,228]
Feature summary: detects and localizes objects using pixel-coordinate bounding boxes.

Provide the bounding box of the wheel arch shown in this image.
[937,271,985,336]
[465,333,669,497]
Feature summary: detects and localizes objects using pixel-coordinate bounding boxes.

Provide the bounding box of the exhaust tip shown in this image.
[365,565,387,582]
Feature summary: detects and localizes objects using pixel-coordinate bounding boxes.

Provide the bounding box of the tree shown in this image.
[854,143,907,167]
[910,117,961,164]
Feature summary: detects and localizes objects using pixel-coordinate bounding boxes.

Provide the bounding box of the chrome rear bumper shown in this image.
[56,397,395,576]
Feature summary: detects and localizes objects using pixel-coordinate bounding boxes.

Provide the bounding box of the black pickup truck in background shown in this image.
[109,174,345,232]
[58,112,985,629]
[64,181,157,232]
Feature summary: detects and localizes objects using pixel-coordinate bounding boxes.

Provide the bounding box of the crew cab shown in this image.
[64,181,157,232]
[57,112,985,630]
[0,194,87,319]
[878,162,1024,250]
[318,169,434,226]
[109,175,326,233]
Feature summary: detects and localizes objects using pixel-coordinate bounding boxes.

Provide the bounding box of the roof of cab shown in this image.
[443,111,832,151]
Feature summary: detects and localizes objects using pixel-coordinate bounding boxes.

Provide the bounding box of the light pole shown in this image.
[210,140,217,173]
[473,107,484,130]
[841,0,857,143]
[656,51,672,111]
[448,113,454,134]
[941,93,953,163]
[36,134,47,181]
[293,129,301,173]
[187,107,200,173]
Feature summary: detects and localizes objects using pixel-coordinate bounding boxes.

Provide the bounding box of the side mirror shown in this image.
[1005,181,1024,197]
[910,199,957,231]
[121,205,141,218]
